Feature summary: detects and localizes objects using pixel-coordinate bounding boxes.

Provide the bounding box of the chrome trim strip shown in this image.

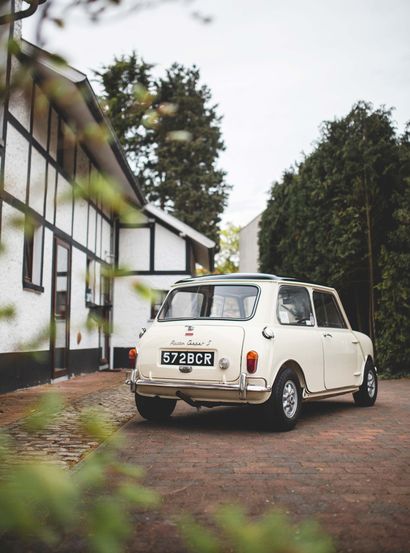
[302,386,359,400]
[135,378,271,394]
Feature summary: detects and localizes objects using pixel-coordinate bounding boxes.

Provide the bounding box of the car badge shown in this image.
[185,325,194,336]
[179,365,192,373]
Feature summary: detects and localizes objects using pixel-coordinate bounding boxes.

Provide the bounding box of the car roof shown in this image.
[174,273,335,291]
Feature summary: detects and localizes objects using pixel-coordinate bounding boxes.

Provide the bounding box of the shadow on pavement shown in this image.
[132,397,357,434]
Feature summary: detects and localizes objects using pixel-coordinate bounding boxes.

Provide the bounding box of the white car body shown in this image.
[129,274,375,410]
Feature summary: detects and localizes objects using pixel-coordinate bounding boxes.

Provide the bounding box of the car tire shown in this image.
[261,367,302,431]
[353,360,378,407]
[135,393,177,421]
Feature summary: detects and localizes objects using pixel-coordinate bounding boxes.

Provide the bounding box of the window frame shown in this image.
[157,283,261,322]
[22,218,44,293]
[85,256,97,307]
[276,284,315,327]
[150,289,169,321]
[312,290,348,329]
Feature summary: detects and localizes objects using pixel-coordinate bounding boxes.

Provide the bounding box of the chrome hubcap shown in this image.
[282,380,298,418]
[367,370,376,398]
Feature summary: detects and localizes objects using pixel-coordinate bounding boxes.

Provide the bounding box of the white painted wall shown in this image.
[154,224,186,271]
[29,148,47,214]
[239,213,262,272]
[8,59,32,130]
[111,220,189,359]
[72,194,88,246]
[69,248,99,351]
[0,204,52,352]
[119,227,150,271]
[55,175,73,236]
[0,68,115,367]
[88,206,96,253]
[3,124,29,202]
[111,274,182,350]
[45,164,56,223]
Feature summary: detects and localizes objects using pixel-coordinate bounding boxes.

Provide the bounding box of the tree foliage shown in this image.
[96,56,230,246]
[214,223,240,274]
[95,53,154,173]
[375,124,410,374]
[259,102,410,373]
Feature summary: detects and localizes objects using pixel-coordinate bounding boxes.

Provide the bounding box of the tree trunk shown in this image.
[363,175,376,344]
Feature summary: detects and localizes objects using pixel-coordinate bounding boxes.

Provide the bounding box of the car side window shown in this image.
[313,291,347,329]
[277,286,315,326]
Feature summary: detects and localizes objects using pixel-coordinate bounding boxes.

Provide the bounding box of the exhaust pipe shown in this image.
[176,390,201,409]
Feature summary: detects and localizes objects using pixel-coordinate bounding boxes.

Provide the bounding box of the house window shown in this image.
[57,120,76,180]
[23,219,44,291]
[85,256,96,306]
[151,290,168,320]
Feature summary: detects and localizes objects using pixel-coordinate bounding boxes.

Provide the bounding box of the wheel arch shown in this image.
[359,355,376,385]
[273,360,307,392]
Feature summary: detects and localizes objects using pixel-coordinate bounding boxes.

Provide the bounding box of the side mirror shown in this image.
[139,327,147,339]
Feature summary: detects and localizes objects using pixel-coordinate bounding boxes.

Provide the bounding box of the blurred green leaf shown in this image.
[142,109,160,129]
[0,304,15,320]
[179,515,221,553]
[166,130,192,142]
[158,102,178,117]
[22,392,65,433]
[133,82,156,108]
[132,280,154,301]
[87,498,130,553]
[118,483,160,507]
[0,462,78,542]
[78,408,115,442]
[180,505,335,553]
[112,463,145,479]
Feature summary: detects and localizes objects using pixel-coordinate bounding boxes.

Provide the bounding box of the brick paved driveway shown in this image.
[1,371,134,467]
[119,379,410,553]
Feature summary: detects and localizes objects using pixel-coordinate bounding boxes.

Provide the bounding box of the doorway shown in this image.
[51,237,71,377]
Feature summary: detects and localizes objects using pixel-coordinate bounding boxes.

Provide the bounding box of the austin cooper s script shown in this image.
[128,274,377,431]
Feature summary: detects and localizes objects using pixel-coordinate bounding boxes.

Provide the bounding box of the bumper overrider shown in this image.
[127,369,272,402]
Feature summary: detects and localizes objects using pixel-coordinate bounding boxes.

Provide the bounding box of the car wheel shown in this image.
[261,367,302,431]
[135,393,177,421]
[353,360,378,407]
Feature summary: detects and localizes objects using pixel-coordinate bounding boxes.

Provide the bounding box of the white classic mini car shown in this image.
[128,274,378,431]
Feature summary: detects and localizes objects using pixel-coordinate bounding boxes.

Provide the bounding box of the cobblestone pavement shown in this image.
[1,371,134,467]
[118,379,410,553]
[0,371,128,426]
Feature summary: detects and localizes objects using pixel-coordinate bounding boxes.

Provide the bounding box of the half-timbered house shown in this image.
[0,33,214,392]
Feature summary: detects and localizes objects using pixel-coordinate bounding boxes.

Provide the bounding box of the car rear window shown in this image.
[158,285,259,321]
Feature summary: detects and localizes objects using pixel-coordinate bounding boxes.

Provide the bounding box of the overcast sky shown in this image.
[24,0,410,227]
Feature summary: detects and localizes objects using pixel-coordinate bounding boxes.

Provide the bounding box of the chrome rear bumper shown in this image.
[127,370,271,400]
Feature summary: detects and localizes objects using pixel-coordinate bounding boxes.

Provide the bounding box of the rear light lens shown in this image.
[246,350,258,374]
[128,348,137,367]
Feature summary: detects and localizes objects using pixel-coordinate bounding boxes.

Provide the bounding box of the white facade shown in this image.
[239,212,263,272]
[111,206,215,368]
[0,47,119,391]
[0,38,215,391]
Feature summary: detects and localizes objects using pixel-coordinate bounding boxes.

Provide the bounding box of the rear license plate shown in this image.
[161,351,214,366]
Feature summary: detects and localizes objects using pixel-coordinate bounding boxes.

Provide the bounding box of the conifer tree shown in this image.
[259,102,408,368]
[96,57,230,246]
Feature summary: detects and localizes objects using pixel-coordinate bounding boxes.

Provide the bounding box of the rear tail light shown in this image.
[128,348,137,367]
[246,350,258,374]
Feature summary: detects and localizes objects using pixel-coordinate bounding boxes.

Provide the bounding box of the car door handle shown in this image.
[323,333,333,338]
[352,339,359,344]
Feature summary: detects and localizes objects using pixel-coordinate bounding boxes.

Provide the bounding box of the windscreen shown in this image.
[158,285,259,321]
